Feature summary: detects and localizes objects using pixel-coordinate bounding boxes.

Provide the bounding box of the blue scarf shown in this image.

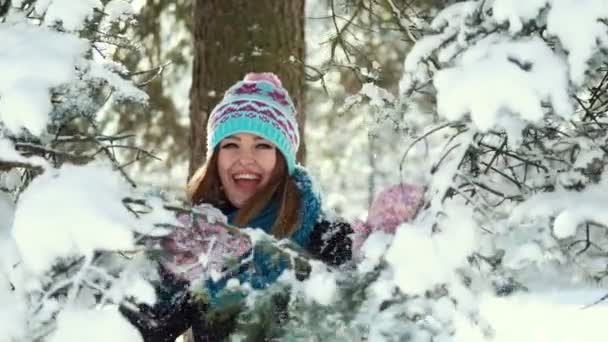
[224,165,321,249]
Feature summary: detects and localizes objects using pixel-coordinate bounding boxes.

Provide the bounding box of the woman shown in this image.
[124,73,424,341]
[124,73,355,342]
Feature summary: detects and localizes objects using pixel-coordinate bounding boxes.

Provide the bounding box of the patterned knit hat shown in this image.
[207,73,300,174]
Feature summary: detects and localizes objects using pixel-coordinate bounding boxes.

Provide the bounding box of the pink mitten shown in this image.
[351,183,424,260]
[351,219,371,260]
[367,183,424,234]
[161,211,251,282]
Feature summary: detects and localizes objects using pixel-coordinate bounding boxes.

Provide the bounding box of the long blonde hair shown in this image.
[187,148,301,238]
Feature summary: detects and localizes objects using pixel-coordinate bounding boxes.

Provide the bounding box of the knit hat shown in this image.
[207,73,300,174]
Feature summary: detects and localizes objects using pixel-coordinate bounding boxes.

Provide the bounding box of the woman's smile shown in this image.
[217,133,277,208]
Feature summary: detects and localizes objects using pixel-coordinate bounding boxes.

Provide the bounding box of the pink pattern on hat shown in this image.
[233,83,259,95]
[244,72,283,88]
[268,89,290,106]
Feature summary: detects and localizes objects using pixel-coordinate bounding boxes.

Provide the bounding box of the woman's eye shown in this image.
[256,143,273,149]
[221,142,238,149]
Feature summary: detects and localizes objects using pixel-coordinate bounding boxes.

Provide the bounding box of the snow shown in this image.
[87,62,149,103]
[48,307,143,342]
[303,261,337,305]
[502,242,545,270]
[490,0,608,85]
[42,0,102,32]
[358,82,395,107]
[430,1,479,31]
[0,192,14,233]
[434,35,573,134]
[0,193,19,282]
[0,274,27,342]
[546,0,608,85]
[2,0,608,340]
[105,0,135,23]
[0,168,22,191]
[479,289,608,342]
[492,0,549,34]
[0,193,27,342]
[12,163,138,274]
[573,148,603,169]
[357,231,393,274]
[385,203,477,295]
[0,138,48,167]
[405,30,456,72]
[0,22,87,135]
[112,273,157,306]
[510,182,608,240]
[427,130,474,206]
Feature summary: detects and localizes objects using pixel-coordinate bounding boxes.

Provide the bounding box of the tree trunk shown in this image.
[185,2,305,340]
[189,0,306,179]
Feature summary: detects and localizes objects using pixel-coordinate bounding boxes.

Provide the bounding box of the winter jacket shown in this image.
[122,167,353,342]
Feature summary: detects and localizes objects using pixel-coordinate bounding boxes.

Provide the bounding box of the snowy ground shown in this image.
[478,289,608,342]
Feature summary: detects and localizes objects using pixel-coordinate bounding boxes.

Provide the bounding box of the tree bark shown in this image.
[189,0,306,179]
[185,1,305,340]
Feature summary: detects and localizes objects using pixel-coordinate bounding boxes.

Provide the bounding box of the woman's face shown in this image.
[217,133,277,208]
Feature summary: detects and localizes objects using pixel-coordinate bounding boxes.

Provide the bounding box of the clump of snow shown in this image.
[434,36,573,134]
[427,130,474,207]
[546,0,608,85]
[132,194,177,237]
[0,189,15,234]
[430,1,479,31]
[0,168,22,191]
[480,289,608,342]
[502,242,545,270]
[87,63,149,103]
[42,0,102,32]
[492,0,549,34]
[573,148,603,169]
[0,138,49,168]
[0,192,20,285]
[105,0,135,22]
[386,224,443,294]
[48,306,143,342]
[303,261,337,305]
[510,183,608,239]
[279,260,337,306]
[552,210,580,239]
[0,22,87,135]
[0,192,27,342]
[12,163,138,274]
[110,272,157,306]
[358,83,395,107]
[491,0,608,85]
[357,231,393,274]
[404,30,456,72]
[0,272,27,342]
[385,202,477,294]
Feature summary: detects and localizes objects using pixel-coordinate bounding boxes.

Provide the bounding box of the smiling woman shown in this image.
[186,73,308,241]
[124,73,356,342]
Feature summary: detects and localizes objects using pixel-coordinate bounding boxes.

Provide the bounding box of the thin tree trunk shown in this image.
[189,0,306,179]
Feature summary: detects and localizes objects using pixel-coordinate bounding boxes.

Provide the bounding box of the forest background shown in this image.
[3,0,608,341]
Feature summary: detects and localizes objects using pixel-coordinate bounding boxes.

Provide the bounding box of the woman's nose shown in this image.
[236,149,256,165]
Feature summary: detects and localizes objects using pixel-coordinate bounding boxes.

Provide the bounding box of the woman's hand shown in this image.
[351,183,424,259]
[160,212,251,283]
[367,183,424,234]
